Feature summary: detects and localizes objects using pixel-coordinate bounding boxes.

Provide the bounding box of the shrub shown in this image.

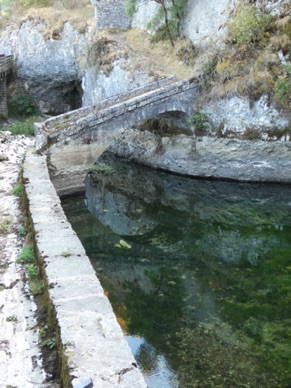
[199,56,218,92]
[41,337,56,349]
[26,264,39,279]
[147,0,188,44]
[125,0,136,17]
[16,244,35,264]
[229,5,272,46]
[3,121,35,136]
[30,279,44,296]
[10,94,37,116]
[12,184,24,197]
[18,225,26,236]
[188,112,210,132]
[274,64,291,109]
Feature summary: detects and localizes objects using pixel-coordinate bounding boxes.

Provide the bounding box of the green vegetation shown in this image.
[0,0,93,37]
[146,0,188,46]
[0,217,11,234]
[30,279,44,296]
[89,163,115,174]
[0,120,35,136]
[12,184,24,197]
[18,0,51,8]
[202,4,291,108]
[114,239,132,249]
[125,0,136,17]
[17,224,26,236]
[10,94,37,117]
[16,244,35,264]
[6,315,18,322]
[26,263,39,279]
[199,56,218,92]
[41,337,56,349]
[228,5,272,46]
[16,245,43,292]
[61,248,72,257]
[274,64,291,109]
[188,112,210,133]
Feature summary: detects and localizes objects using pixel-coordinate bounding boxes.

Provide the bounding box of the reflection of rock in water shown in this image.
[63,157,291,388]
[85,151,291,264]
[85,179,157,236]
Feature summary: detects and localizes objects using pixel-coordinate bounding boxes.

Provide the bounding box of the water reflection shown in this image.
[127,336,179,388]
[62,152,291,387]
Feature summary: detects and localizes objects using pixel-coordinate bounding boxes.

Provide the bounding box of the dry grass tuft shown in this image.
[208,42,281,101]
[275,15,291,31]
[103,29,199,80]
[1,0,94,37]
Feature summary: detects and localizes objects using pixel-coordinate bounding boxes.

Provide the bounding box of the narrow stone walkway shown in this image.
[0,131,52,387]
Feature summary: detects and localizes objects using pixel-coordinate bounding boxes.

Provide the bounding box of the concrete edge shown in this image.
[23,149,147,388]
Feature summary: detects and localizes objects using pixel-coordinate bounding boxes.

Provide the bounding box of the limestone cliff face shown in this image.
[0,20,155,114]
[109,0,291,182]
[0,0,290,182]
[0,22,87,114]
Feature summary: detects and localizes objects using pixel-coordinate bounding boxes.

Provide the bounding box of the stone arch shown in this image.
[35,78,198,195]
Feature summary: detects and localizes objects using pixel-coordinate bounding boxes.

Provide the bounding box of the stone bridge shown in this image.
[0,55,13,119]
[35,76,199,195]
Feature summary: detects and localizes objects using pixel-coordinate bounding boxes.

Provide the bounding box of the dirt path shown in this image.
[0,131,52,387]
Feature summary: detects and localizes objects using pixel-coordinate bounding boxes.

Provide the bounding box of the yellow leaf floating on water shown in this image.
[114,239,132,249]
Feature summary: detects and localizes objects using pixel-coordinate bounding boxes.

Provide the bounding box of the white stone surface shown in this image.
[0,132,49,387]
[181,0,238,47]
[203,95,290,134]
[131,0,159,29]
[23,151,147,387]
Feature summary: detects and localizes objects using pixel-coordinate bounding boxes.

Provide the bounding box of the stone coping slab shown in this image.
[23,150,147,388]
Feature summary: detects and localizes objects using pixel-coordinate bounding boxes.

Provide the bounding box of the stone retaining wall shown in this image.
[23,150,147,388]
[91,0,131,30]
[0,55,12,119]
[0,78,8,119]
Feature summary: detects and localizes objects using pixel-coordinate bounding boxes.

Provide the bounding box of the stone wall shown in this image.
[91,0,131,30]
[23,151,147,387]
[0,55,12,119]
[35,77,198,195]
[0,78,8,119]
[35,77,197,152]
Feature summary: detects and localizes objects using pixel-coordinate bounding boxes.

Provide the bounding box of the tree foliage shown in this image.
[125,0,136,17]
[147,0,188,46]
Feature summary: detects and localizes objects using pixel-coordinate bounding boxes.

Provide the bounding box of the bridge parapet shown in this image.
[35,76,199,195]
[37,75,176,134]
[35,76,198,153]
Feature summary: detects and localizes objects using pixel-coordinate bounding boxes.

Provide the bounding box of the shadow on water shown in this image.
[62,152,291,388]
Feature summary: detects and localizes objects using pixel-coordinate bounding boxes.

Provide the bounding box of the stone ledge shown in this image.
[23,150,147,387]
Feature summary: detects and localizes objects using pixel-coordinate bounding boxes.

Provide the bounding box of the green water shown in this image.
[62,153,291,388]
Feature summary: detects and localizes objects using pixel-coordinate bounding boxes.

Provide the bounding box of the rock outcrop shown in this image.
[0,0,290,183]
